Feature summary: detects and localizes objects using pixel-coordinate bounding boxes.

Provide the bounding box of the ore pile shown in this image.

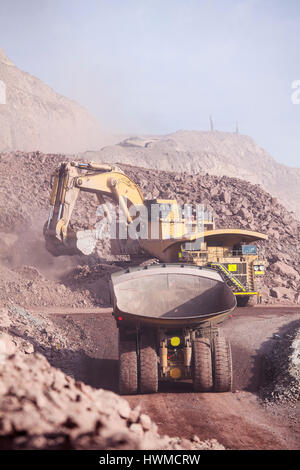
[260,320,300,404]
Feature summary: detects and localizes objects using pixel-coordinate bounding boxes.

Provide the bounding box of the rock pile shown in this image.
[0,262,98,309]
[260,320,300,404]
[0,349,223,450]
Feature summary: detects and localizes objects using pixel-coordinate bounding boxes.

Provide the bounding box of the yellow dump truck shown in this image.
[110,263,236,394]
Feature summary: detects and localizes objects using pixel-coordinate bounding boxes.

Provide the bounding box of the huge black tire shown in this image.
[139,333,158,394]
[212,335,233,392]
[119,337,138,395]
[192,338,213,392]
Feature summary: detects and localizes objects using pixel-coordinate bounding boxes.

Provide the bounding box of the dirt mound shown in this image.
[83,130,300,219]
[0,48,115,154]
[0,262,98,309]
[0,303,108,382]
[0,152,299,305]
[260,320,300,404]
[0,304,74,358]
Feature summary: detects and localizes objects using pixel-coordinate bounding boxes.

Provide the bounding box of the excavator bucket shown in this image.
[110,264,237,327]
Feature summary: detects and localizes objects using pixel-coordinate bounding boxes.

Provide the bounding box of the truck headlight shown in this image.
[170,337,180,347]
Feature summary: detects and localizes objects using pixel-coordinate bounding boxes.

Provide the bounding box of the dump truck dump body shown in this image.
[110,264,236,328]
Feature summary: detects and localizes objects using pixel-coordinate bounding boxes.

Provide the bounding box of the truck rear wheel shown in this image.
[139,333,158,394]
[212,335,233,392]
[119,337,138,395]
[192,338,213,392]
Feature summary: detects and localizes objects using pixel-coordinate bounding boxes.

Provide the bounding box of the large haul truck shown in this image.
[110,263,236,394]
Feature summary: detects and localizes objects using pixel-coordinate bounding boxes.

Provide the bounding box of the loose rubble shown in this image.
[260,321,300,404]
[0,348,223,450]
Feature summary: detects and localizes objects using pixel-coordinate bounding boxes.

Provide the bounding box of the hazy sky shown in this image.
[1,0,300,167]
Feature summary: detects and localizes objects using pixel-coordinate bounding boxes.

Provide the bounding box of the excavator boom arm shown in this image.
[44,161,144,255]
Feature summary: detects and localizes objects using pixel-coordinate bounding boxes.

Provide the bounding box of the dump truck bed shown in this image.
[110,264,236,327]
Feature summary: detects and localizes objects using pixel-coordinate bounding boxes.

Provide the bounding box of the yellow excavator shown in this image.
[44,160,268,394]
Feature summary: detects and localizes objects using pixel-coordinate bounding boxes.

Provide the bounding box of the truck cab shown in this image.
[179,229,268,305]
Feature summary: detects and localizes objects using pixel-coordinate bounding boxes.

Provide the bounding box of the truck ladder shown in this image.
[210,263,247,293]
